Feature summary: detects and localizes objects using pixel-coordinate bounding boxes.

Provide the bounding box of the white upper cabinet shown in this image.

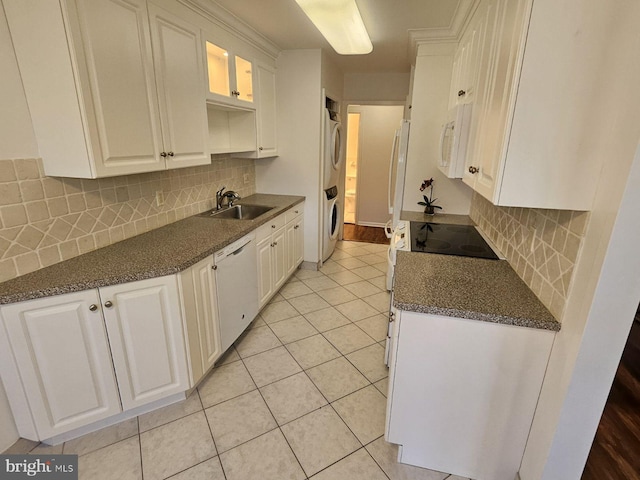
[205,39,254,106]
[148,4,209,170]
[458,0,609,210]
[4,0,209,178]
[255,63,278,157]
[449,22,478,108]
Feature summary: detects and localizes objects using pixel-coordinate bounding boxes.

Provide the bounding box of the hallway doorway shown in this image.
[343,105,404,228]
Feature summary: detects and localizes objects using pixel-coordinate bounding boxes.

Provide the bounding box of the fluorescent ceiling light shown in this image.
[295,0,373,55]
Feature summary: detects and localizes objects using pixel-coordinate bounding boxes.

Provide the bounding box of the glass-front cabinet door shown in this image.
[205,40,253,105]
[235,56,253,102]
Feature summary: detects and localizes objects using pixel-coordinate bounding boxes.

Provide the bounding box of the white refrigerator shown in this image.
[386,119,411,234]
[384,119,411,365]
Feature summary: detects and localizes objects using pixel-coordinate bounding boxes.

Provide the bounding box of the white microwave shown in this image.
[438,103,473,178]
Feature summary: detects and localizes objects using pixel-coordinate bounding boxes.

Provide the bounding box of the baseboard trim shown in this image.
[300,260,320,271]
[42,392,186,445]
[357,221,387,228]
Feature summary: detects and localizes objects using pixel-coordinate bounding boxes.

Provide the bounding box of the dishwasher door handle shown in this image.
[231,242,250,256]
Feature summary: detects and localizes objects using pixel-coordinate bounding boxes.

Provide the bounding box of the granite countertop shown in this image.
[393,251,561,331]
[0,194,304,305]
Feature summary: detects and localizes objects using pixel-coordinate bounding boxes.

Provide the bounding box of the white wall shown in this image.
[321,51,344,104]
[520,0,640,477]
[350,105,404,226]
[344,72,410,103]
[0,0,30,449]
[402,44,472,215]
[0,0,37,159]
[255,50,323,264]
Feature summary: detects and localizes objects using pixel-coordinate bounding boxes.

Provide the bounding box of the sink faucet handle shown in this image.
[215,186,227,210]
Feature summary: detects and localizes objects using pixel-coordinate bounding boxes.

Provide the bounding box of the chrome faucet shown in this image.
[215,186,242,209]
[222,190,241,207]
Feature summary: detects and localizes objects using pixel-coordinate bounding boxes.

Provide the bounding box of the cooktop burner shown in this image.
[409,222,499,260]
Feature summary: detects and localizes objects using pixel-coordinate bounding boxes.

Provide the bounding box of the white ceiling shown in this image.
[205,0,465,73]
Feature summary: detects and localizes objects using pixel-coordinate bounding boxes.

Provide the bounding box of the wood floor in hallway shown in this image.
[342,224,390,245]
[582,312,640,480]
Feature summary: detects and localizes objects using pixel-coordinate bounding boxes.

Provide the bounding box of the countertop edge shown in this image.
[394,300,561,332]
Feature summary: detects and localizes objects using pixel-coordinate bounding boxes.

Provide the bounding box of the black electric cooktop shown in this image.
[409,222,499,260]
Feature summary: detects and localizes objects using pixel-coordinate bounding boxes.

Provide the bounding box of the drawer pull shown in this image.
[89,304,98,312]
[104,300,113,308]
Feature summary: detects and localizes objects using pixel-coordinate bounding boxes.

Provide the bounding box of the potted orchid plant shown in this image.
[418,178,442,215]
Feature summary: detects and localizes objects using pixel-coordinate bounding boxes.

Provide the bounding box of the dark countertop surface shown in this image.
[393,250,560,332]
[0,194,304,305]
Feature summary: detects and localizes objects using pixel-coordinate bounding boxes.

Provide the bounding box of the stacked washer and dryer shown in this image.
[322,97,344,261]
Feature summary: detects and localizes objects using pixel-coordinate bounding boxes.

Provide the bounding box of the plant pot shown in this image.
[424,206,435,215]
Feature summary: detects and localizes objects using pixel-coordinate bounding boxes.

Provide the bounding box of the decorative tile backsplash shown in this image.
[470,193,589,320]
[0,157,256,282]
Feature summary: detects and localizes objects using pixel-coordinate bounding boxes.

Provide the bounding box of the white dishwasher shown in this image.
[214,232,259,352]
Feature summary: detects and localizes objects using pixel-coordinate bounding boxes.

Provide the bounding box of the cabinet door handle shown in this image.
[274,241,278,246]
[458,89,466,97]
[160,152,167,158]
[468,166,479,174]
[294,225,299,229]
[259,146,264,151]
[212,265,217,270]
[104,300,113,308]
[167,151,174,157]
[89,304,98,312]
[270,242,274,247]
[272,225,276,228]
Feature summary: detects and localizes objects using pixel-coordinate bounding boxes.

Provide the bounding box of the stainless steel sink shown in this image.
[198,204,274,220]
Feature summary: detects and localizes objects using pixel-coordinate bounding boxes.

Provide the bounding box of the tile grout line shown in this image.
[137,417,144,480]
[195,388,228,480]
[236,346,309,479]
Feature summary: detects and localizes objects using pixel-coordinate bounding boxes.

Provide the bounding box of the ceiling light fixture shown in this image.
[295,0,373,55]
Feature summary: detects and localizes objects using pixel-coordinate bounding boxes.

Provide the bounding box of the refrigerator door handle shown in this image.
[439,121,452,168]
[388,129,400,214]
[384,220,393,239]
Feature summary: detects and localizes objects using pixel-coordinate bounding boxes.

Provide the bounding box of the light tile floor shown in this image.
[5,240,471,480]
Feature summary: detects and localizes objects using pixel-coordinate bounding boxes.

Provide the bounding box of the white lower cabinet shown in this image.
[386,310,555,480]
[0,204,303,442]
[0,276,189,441]
[179,256,222,387]
[256,204,305,308]
[0,290,122,440]
[100,276,189,411]
[285,207,304,276]
[256,220,286,309]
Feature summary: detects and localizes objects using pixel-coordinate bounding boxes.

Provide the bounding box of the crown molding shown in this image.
[408,0,480,61]
[178,0,281,60]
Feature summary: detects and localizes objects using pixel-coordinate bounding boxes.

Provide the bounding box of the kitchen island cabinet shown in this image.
[386,309,554,480]
[386,251,559,480]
